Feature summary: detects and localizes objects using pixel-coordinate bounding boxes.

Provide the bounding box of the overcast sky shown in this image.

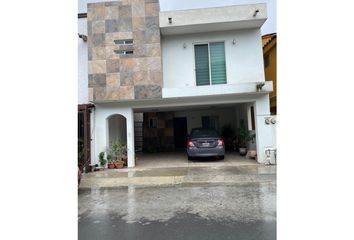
[78,0,276,34]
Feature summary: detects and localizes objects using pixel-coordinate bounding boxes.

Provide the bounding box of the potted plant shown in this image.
[107,159,115,169]
[111,141,125,169]
[106,152,115,169]
[106,154,112,165]
[121,144,128,166]
[237,119,255,156]
[98,152,107,168]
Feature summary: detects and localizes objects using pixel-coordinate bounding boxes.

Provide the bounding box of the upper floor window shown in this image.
[194,42,227,86]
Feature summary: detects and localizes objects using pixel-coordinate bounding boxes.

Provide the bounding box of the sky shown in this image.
[78,0,276,35]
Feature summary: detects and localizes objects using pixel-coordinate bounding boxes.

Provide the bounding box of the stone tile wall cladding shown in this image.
[87,0,162,102]
[143,112,175,152]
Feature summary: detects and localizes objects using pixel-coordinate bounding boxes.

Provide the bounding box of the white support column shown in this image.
[93,110,107,166]
[90,108,95,165]
[254,94,274,163]
[126,108,135,168]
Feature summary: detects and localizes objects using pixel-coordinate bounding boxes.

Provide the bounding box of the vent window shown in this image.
[114,39,133,45]
[114,50,134,55]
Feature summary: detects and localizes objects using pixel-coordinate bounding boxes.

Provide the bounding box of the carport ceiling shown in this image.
[134,103,244,113]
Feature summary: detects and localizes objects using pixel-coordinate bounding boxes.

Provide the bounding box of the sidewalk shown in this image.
[79,165,276,189]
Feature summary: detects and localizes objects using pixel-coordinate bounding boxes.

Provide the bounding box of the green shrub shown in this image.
[99,151,107,167]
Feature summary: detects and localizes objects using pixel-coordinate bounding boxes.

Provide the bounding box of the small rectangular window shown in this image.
[114,39,133,45]
[114,50,134,55]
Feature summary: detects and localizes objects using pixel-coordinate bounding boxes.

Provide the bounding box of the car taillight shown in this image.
[218,139,224,146]
[187,140,195,147]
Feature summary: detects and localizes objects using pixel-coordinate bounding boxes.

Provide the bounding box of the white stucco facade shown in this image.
[162,28,265,88]
[159,3,267,35]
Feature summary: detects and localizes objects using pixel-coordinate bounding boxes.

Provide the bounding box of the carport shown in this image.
[133,102,259,167]
[92,93,274,168]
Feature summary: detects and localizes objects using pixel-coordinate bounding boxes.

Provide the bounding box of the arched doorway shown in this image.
[107,114,127,149]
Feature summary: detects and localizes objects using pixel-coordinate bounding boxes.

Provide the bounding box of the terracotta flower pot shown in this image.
[108,163,115,169]
[239,147,248,156]
[114,161,124,169]
[122,156,128,166]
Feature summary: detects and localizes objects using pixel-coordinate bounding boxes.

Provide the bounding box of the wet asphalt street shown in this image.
[78,183,276,240]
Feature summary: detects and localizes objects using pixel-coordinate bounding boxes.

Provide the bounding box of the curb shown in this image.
[79,173,276,189]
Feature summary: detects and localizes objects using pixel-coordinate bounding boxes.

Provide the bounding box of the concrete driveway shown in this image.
[135,151,258,169]
[80,163,276,188]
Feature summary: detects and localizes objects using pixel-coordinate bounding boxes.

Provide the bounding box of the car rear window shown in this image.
[190,129,218,138]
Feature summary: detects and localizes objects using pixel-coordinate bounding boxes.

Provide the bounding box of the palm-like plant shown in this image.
[111,141,124,161]
[237,119,255,148]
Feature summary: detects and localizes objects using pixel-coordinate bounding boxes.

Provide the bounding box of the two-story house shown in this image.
[85,0,275,168]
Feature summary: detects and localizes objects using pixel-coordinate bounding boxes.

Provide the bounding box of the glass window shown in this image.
[210,42,226,84]
[148,118,157,128]
[114,39,133,45]
[194,44,210,86]
[194,42,226,86]
[114,50,134,55]
[202,116,219,131]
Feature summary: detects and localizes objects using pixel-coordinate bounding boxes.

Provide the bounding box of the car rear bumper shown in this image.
[187,147,225,157]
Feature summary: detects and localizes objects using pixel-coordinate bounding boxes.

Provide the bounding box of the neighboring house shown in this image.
[82,0,275,167]
[262,33,277,115]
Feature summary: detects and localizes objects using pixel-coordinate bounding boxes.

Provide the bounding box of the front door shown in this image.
[173,117,188,149]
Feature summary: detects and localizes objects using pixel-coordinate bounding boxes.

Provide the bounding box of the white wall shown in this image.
[162,28,265,88]
[254,94,273,163]
[93,106,135,167]
[78,18,88,104]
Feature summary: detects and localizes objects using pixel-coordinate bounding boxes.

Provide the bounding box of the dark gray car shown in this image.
[187,128,225,160]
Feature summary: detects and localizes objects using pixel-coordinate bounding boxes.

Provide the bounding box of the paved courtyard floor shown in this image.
[134,151,258,169]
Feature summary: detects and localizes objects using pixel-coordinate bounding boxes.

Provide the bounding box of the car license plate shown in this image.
[202,142,209,147]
